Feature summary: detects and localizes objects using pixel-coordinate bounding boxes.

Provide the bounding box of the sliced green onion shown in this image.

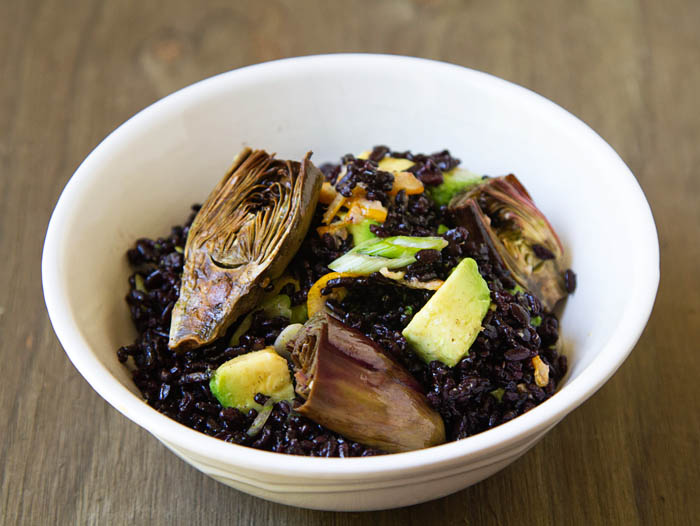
[230,312,253,346]
[230,295,295,346]
[359,241,407,258]
[329,253,415,274]
[437,224,449,235]
[385,236,447,249]
[246,399,274,437]
[329,236,448,274]
[531,315,542,327]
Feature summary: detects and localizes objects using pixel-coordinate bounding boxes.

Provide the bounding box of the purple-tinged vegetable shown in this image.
[450,175,568,310]
[290,313,445,453]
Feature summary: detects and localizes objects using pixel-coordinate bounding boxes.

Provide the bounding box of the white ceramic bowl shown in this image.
[42,54,659,511]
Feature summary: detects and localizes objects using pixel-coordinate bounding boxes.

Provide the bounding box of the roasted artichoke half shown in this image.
[169,148,322,350]
[449,174,568,311]
[290,312,446,453]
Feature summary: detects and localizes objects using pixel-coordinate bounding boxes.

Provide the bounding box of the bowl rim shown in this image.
[42,53,659,479]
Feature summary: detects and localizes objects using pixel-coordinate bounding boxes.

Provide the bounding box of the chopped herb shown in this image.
[134,274,146,292]
[490,388,505,402]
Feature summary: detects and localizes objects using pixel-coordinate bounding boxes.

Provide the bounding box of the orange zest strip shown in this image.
[307,272,360,317]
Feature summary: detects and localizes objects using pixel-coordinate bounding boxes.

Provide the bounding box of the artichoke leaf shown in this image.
[290,313,446,453]
[449,174,568,310]
[169,149,322,350]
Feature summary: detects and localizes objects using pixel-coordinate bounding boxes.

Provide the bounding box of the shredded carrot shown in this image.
[402,278,443,290]
[316,223,349,237]
[344,202,364,224]
[389,171,424,196]
[319,182,338,205]
[345,198,388,223]
[378,267,443,290]
[378,267,406,280]
[321,185,368,225]
[532,355,550,387]
[322,192,346,224]
[350,185,366,199]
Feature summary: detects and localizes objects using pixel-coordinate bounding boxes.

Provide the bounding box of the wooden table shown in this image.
[2,0,698,524]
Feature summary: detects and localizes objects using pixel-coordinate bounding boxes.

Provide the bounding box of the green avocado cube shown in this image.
[209,348,294,411]
[402,258,491,367]
[348,218,380,246]
[429,168,484,206]
[376,156,415,173]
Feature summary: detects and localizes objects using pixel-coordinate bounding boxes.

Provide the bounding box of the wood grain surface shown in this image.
[1,0,698,524]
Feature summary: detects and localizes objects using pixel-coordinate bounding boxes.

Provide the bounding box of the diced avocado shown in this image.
[261,294,292,319]
[348,219,379,246]
[209,348,295,411]
[377,157,414,173]
[402,258,491,367]
[290,304,308,324]
[357,151,415,173]
[429,168,484,206]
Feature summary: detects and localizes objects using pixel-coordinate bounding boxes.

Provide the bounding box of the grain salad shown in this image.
[118,145,574,456]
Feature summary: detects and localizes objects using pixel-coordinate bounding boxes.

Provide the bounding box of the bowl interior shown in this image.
[44,55,658,466]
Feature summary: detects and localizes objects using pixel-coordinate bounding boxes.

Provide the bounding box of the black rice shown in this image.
[118,147,568,456]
